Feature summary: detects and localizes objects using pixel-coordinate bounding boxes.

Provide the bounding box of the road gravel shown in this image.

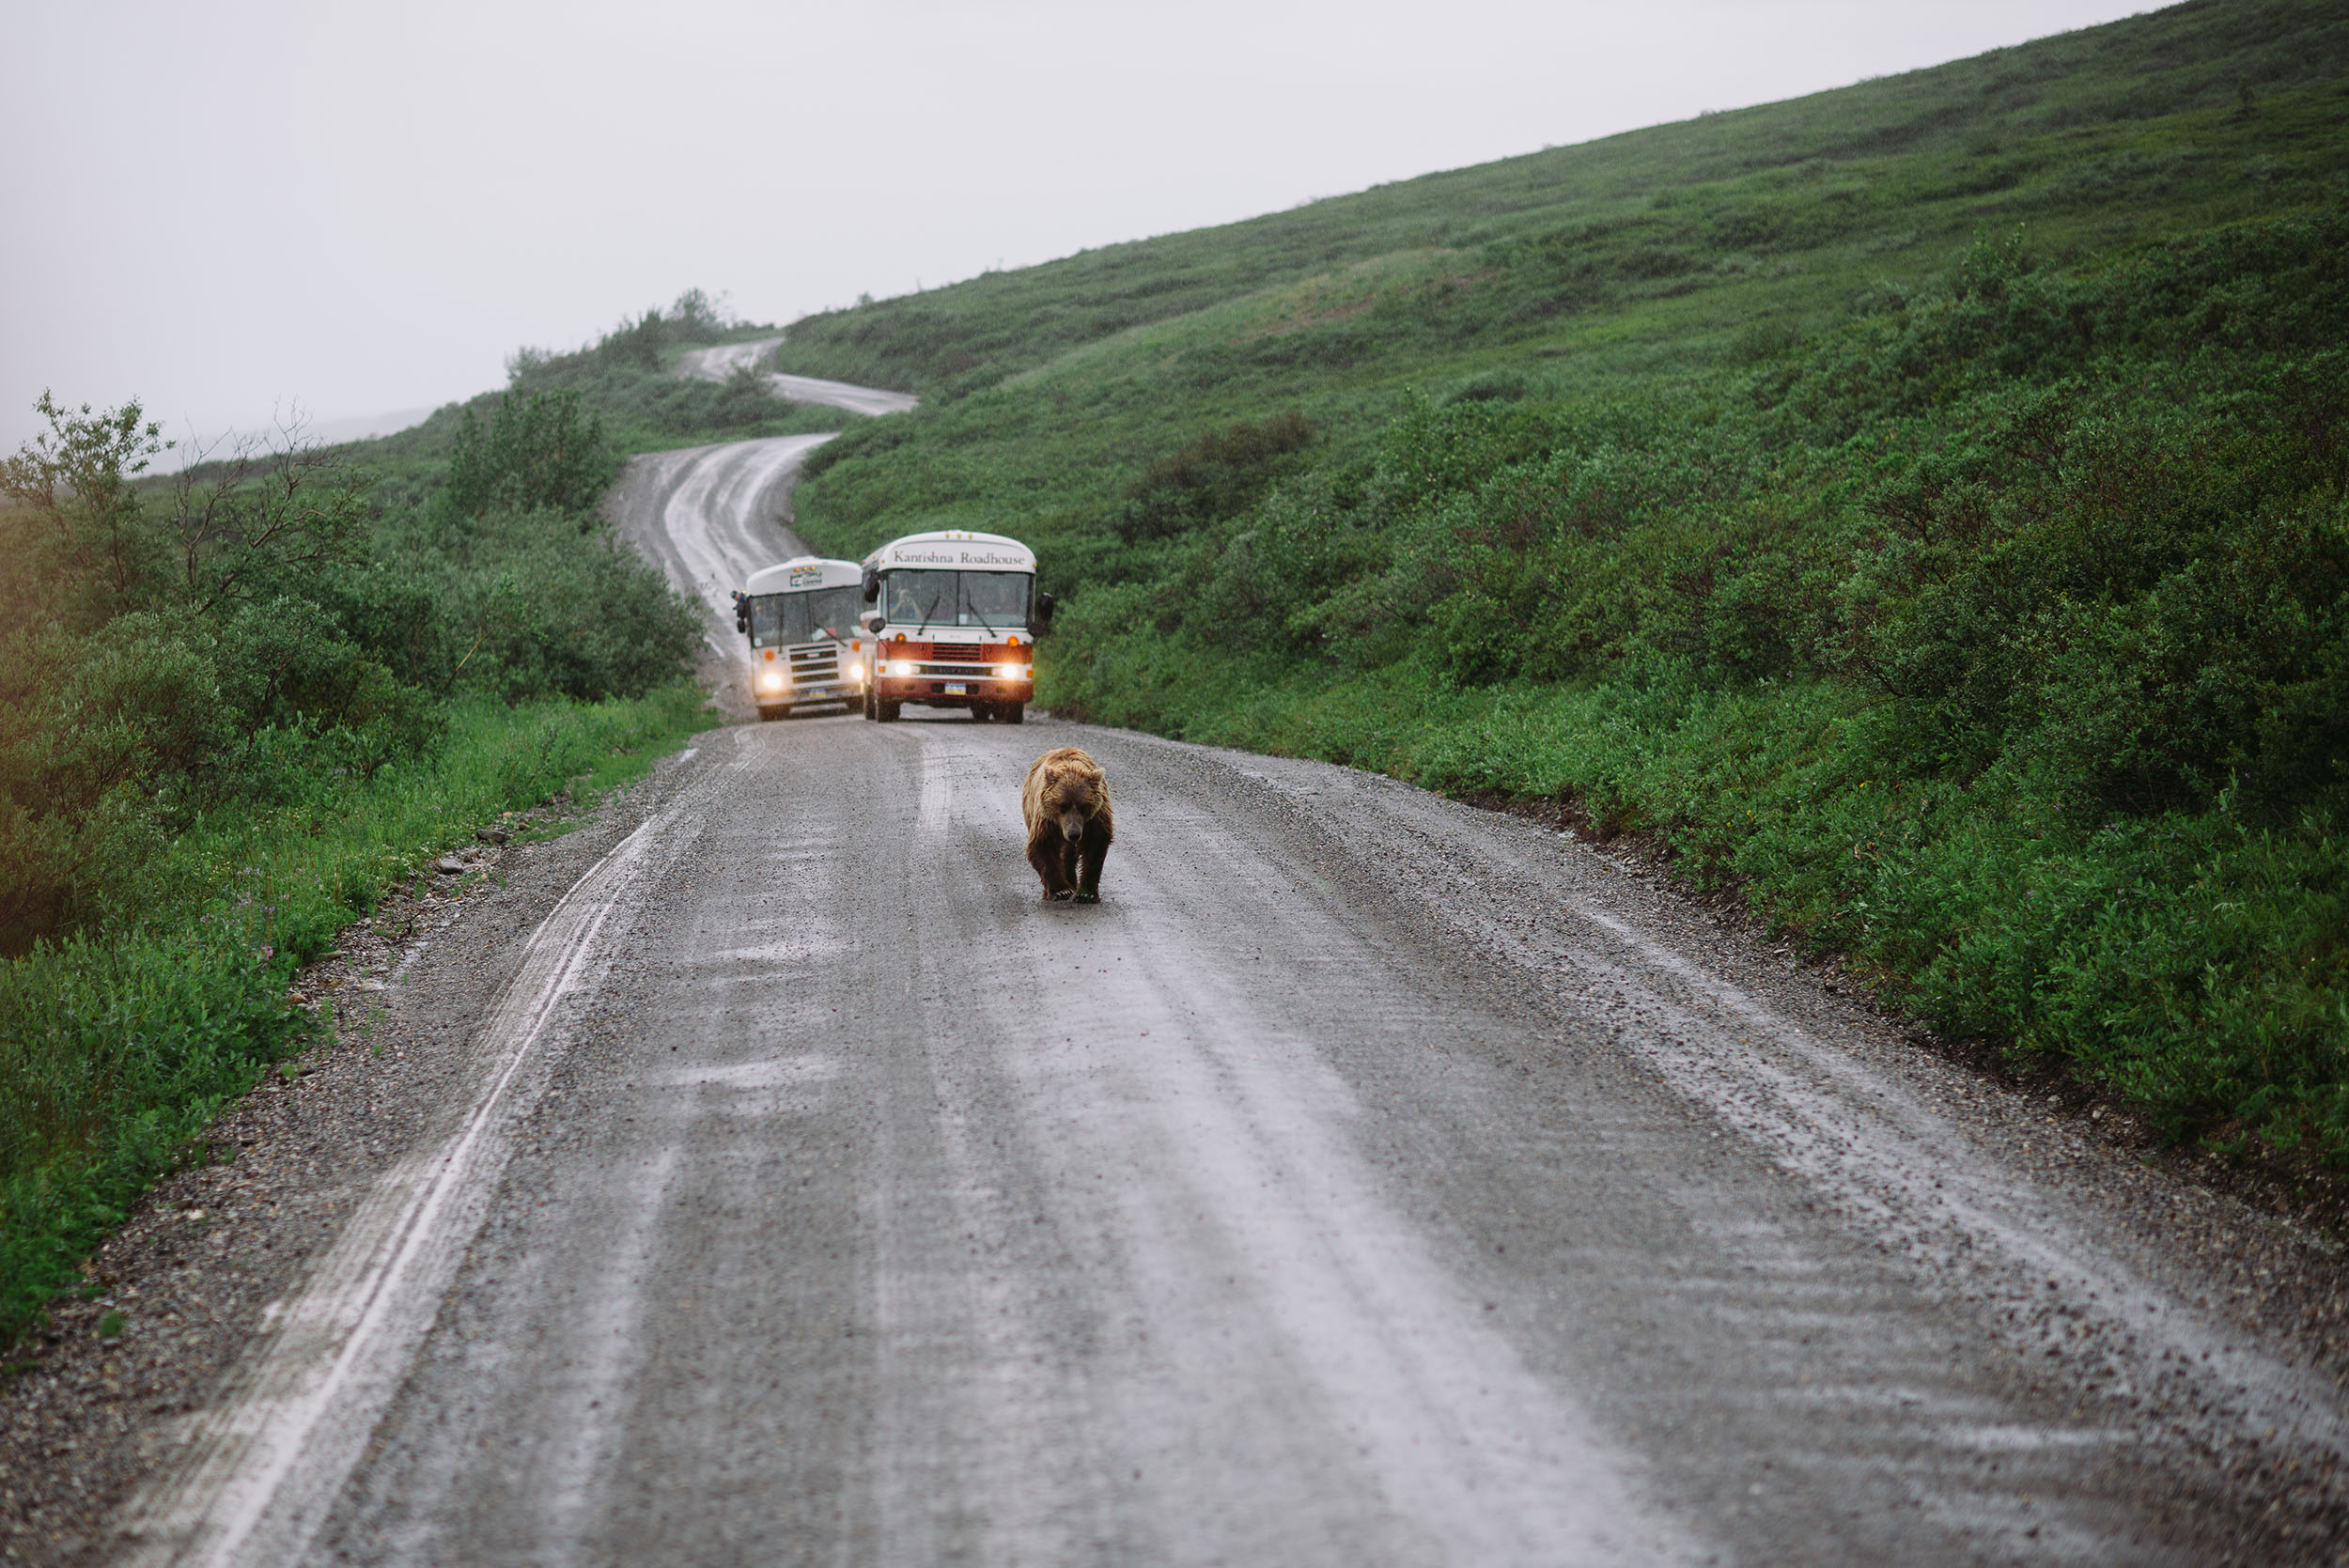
[8,408,2347,1565]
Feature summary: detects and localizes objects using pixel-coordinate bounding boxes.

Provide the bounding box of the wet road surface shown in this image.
[113,709,2349,1564]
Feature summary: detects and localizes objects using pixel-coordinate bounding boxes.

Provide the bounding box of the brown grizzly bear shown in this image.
[1022,747,1114,903]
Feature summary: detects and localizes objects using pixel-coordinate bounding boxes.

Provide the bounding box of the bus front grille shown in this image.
[931,643,982,661]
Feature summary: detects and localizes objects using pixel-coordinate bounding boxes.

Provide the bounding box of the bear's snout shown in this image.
[1059,809,1085,843]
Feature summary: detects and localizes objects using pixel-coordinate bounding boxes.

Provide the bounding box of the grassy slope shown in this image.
[772,0,2348,389]
[782,1,2349,556]
[774,0,2349,1169]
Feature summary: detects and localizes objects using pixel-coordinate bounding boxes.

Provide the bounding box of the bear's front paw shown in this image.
[1044,888,1075,903]
[1072,892,1099,905]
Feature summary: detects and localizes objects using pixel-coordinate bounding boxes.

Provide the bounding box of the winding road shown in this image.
[99,379,2349,1565]
[676,338,922,419]
[602,433,836,688]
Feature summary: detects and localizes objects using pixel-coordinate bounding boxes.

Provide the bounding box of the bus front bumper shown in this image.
[874,675,1034,703]
[752,678,857,704]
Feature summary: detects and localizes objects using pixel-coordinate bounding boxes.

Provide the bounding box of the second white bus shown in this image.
[734,556,867,720]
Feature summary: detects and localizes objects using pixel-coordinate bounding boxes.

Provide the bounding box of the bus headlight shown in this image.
[846,660,863,682]
[884,660,918,677]
[756,670,786,692]
[995,664,1028,682]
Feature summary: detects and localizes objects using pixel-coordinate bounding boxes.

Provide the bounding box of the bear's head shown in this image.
[1037,768,1098,845]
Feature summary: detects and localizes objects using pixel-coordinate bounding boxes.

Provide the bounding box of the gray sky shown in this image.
[2,0,2152,453]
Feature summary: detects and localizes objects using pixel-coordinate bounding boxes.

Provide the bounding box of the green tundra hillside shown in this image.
[776,0,2349,1169]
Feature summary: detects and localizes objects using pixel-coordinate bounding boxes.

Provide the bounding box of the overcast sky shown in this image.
[2,0,2154,453]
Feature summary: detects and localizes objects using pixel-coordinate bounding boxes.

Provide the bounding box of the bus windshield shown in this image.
[881,570,1032,631]
[749,585,863,648]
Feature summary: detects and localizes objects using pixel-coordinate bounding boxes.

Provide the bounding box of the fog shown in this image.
[1,0,2151,453]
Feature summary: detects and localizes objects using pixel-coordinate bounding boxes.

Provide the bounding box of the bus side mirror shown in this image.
[1032,592,1055,633]
[731,591,750,635]
[861,566,879,603]
[860,610,885,634]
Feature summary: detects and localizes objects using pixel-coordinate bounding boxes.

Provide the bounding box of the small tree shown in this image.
[0,393,170,628]
[165,417,371,613]
[667,287,731,340]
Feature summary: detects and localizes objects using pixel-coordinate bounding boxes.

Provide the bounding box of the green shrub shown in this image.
[1119,412,1317,543]
[395,505,703,704]
[440,390,616,520]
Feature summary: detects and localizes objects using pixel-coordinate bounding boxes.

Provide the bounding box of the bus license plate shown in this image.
[943,683,967,695]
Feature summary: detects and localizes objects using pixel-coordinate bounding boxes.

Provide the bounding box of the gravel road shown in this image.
[675,338,920,417]
[9,412,2347,1565]
[104,715,2349,1565]
[600,431,837,719]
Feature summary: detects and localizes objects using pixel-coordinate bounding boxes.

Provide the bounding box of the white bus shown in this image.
[859,529,1053,722]
[733,556,867,721]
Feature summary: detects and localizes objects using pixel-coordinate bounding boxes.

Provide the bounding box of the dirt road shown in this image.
[675,338,920,417]
[603,433,832,678]
[70,423,2349,1565]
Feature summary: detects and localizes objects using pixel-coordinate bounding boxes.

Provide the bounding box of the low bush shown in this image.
[1118,412,1317,543]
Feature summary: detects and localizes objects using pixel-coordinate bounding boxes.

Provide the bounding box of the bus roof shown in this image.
[863,530,1036,575]
[743,556,862,595]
